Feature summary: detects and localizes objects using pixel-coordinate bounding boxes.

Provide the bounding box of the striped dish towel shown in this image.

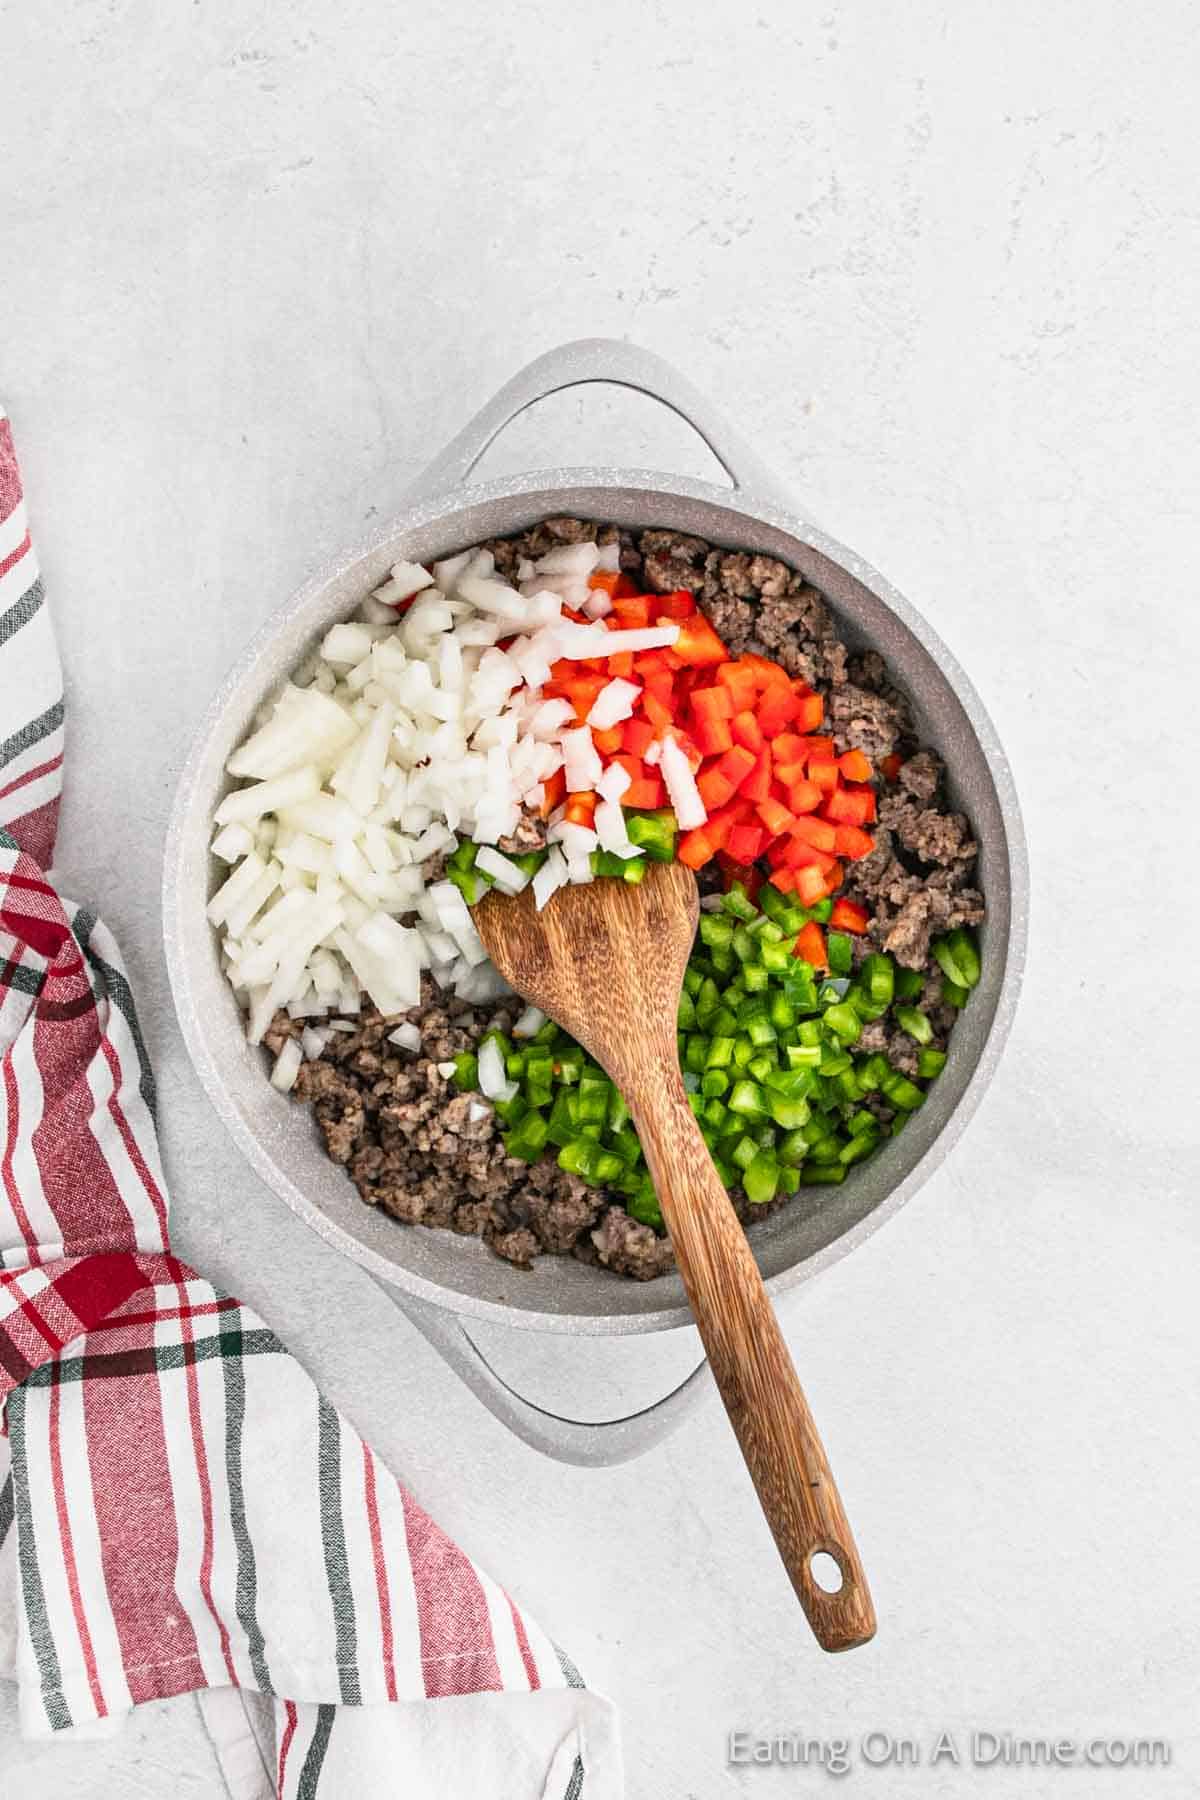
[0,408,621,1798]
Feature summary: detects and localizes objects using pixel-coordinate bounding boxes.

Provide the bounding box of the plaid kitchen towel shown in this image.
[0,407,621,1798]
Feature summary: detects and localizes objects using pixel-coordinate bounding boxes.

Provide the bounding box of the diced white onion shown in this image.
[212,534,689,1029]
[387,1022,422,1052]
[532,845,569,910]
[270,1039,303,1092]
[478,1037,518,1102]
[528,698,574,740]
[586,678,641,730]
[322,622,379,667]
[475,846,530,893]
[596,762,631,803]
[534,542,600,577]
[660,734,707,830]
[214,766,320,827]
[594,624,680,654]
[595,798,634,854]
[432,548,474,592]
[226,687,357,781]
[375,561,434,605]
[561,727,603,792]
[513,1004,547,1037]
[211,823,255,863]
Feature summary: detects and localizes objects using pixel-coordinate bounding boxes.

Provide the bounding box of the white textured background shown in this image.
[3,1,1199,1795]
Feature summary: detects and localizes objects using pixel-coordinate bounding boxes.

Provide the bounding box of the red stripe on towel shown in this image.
[0,416,21,522]
[0,530,31,584]
[401,1485,502,1697]
[507,1592,541,1691]
[362,1443,398,1702]
[0,753,62,804]
[49,1376,108,1717]
[82,1330,206,1701]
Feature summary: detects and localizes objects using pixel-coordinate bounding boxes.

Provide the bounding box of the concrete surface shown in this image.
[3,1,1200,1795]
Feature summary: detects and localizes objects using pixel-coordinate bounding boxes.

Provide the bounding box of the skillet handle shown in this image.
[376,1280,712,1467]
[405,337,793,510]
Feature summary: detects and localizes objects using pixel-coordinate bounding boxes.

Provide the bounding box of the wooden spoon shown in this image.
[474,859,876,1653]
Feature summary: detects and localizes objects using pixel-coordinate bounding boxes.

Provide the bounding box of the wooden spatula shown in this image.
[474,858,876,1653]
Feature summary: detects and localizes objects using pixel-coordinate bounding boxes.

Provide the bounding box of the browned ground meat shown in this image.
[271,979,656,1274]
[497,809,548,855]
[589,1207,676,1281]
[271,518,984,1278]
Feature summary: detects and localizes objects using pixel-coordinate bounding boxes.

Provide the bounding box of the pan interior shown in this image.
[168,478,1018,1334]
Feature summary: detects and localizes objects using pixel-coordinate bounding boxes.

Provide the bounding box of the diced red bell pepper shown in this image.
[538,767,566,817]
[795,866,829,907]
[787,778,822,814]
[756,686,801,737]
[773,759,806,789]
[825,785,876,826]
[690,684,734,723]
[588,570,621,595]
[822,860,844,895]
[704,805,738,851]
[562,676,608,719]
[633,647,673,676]
[881,752,903,781]
[803,735,838,761]
[795,916,829,961]
[714,744,757,790]
[612,752,644,784]
[808,759,840,793]
[778,836,827,871]
[790,815,837,852]
[672,614,729,667]
[697,766,736,811]
[621,716,656,758]
[715,661,758,710]
[592,726,623,754]
[838,748,872,783]
[730,709,763,752]
[642,692,674,732]
[608,651,635,679]
[652,590,697,620]
[768,865,798,893]
[641,676,675,712]
[565,791,597,826]
[794,692,825,731]
[726,823,764,864]
[564,673,608,704]
[756,796,795,837]
[624,777,664,809]
[740,653,787,687]
[740,746,772,804]
[693,715,734,757]
[612,595,651,628]
[771,732,807,765]
[612,574,642,599]
[830,897,869,934]
[677,827,713,869]
[833,824,875,860]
